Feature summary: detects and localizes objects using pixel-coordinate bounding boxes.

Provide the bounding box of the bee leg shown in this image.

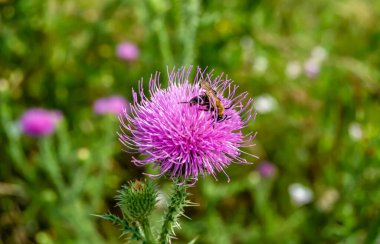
[212,119,217,128]
[224,115,232,121]
[216,114,231,123]
[178,101,193,106]
[198,105,214,112]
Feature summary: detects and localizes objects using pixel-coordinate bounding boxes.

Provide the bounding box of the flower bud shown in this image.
[116,180,158,221]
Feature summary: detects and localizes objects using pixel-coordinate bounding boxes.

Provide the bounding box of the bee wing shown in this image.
[207,93,219,116]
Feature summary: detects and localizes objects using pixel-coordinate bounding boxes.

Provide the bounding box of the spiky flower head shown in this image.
[19,108,62,137]
[116,180,158,221]
[119,67,257,183]
[93,95,129,116]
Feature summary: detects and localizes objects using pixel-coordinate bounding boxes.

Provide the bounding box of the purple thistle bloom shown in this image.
[118,67,257,183]
[93,96,129,116]
[304,58,321,78]
[258,161,277,179]
[116,42,139,61]
[19,108,62,137]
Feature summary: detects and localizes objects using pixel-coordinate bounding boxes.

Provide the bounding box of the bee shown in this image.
[181,80,231,122]
[184,93,210,107]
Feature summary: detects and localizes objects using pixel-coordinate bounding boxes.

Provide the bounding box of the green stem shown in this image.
[178,0,200,65]
[154,20,174,67]
[38,137,65,194]
[159,182,188,244]
[0,99,34,182]
[141,218,155,244]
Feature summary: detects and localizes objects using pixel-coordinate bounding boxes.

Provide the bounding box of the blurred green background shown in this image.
[1,0,380,243]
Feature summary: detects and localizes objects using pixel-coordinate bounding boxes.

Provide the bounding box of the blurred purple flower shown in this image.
[119,67,257,183]
[304,58,320,78]
[116,42,139,61]
[258,161,277,178]
[304,46,327,79]
[93,96,129,116]
[19,108,62,137]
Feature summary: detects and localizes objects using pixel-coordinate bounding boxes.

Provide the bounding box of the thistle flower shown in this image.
[19,108,62,137]
[93,95,129,116]
[304,46,328,79]
[116,42,139,61]
[257,161,277,179]
[304,58,321,78]
[119,67,257,183]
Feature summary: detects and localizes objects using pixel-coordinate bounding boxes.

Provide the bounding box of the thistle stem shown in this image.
[141,218,155,244]
[159,183,188,244]
[39,137,65,193]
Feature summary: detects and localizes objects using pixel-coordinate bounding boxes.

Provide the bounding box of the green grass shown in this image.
[1,0,380,243]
